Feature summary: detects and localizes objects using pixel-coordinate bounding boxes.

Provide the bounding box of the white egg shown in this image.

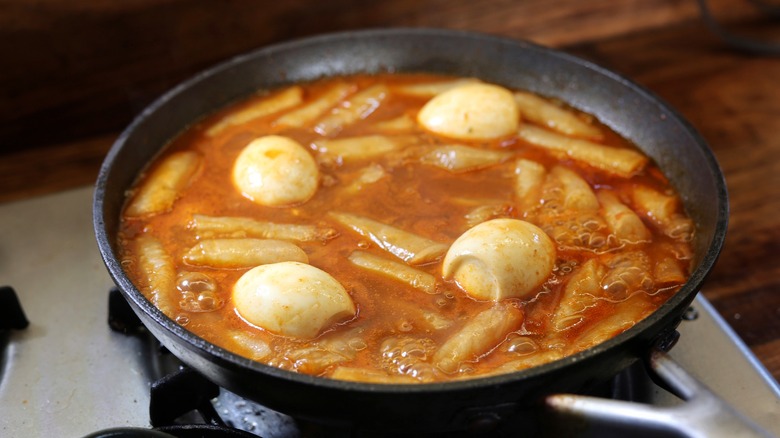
[442,218,555,301]
[417,83,519,140]
[233,262,356,339]
[232,135,319,206]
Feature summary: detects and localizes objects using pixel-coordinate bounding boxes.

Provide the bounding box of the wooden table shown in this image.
[1,0,779,383]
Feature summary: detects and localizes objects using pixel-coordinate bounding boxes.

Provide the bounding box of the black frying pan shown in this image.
[93,28,728,432]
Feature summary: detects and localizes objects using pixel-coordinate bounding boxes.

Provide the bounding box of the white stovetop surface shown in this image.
[1,187,778,437]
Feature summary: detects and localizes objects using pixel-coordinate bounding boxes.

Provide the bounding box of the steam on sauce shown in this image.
[118,74,694,383]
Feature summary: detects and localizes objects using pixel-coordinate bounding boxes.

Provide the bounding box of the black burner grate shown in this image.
[0,286,29,330]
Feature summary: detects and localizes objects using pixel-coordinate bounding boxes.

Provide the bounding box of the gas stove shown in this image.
[1,187,779,437]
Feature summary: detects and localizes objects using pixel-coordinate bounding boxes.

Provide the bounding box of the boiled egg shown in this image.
[417,83,519,140]
[233,262,356,339]
[232,135,319,206]
[442,218,555,301]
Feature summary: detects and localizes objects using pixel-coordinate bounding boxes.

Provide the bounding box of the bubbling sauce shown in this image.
[118,74,694,383]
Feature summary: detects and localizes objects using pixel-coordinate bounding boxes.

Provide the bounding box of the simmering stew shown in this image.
[118,74,694,383]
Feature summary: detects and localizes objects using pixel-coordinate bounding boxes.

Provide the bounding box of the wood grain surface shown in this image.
[1,0,778,382]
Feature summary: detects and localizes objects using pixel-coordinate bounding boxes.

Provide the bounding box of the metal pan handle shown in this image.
[546,344,774,437]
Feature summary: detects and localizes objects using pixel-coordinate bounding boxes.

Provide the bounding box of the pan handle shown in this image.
[545,343,774,437]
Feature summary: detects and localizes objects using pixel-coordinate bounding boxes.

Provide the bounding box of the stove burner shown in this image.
[84,425,259,438]
[150,367,222,427]
[155,425,261,437]
[0,286,29,330]
[108,287,145,334]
